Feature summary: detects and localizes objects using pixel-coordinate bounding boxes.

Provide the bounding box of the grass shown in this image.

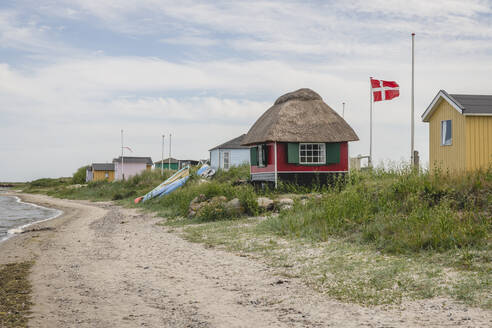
[140,178,259,221]
[24,170,173,202]
[261,167,491,254]
[22,164,492,308]
[0,261,34,328]
[171,216,491,308]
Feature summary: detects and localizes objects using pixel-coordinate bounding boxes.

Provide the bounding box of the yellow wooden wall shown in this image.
[466,116,492,171]
[428,100,466,172]
[93,170,115,182]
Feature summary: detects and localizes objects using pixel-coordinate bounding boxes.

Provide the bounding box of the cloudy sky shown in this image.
[1,0,492,181]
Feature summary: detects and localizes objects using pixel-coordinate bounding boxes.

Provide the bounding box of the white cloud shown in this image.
[2,1,492,180]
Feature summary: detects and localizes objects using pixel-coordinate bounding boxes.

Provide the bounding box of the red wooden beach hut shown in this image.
[241,88,359,186]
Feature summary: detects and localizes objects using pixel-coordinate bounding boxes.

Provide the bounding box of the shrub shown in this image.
[196,201,231,222]
[72,166,88,184]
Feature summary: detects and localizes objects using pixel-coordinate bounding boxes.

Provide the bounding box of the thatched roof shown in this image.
[241,88,359,145]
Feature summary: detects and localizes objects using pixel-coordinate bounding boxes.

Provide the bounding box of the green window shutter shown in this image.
[287,143,299,164]
[325,143,340,164]
[250,147,259,166]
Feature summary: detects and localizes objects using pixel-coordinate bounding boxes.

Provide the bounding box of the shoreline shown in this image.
[0,193,490,327]
[0,193,63,243]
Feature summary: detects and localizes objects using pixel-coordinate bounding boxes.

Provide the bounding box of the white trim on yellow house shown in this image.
[422,90,463,122]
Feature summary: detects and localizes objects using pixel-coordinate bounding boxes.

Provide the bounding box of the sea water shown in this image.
[0,193,62,242]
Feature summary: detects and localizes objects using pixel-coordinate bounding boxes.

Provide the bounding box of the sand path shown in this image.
[0,193,490,327]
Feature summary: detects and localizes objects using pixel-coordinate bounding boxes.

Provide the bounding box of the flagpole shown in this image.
[411,33,415,168]
[161,134,165,176]
[168,133,172,170]
[369,77,373,167]
[121,129,124,180]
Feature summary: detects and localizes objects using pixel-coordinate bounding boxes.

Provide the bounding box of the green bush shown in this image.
[196,201,231,222]
[72,166,88,184]
[212,164,250,183]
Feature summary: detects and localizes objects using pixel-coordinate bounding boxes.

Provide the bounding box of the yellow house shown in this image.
[422,90,492,172]
[87,163,115,182]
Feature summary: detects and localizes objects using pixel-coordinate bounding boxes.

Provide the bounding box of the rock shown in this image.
[210,196,227,203]
[277,198,294,206]
[280,204,293,211]
[275,198,294,211]
[224,198,244,215]
[190,194,207,205]
[257,197,274,210]
[189,194,207,217]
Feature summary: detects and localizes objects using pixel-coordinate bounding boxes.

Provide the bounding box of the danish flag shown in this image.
[371,78,400,102]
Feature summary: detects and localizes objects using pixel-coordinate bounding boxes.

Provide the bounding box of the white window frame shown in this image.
[105,172,109,178]
[223,151,230,170]
[441,120,452,146]
[299,143,326,164]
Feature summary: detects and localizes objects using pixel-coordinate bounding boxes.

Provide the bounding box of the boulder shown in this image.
[277,198,294,206]
[257,197,274,210]
[276,197,294,211]
[189,194,208,217]
[190,194,207,205]
[210,196,227,203]
[189,202,202,212]
[224,198,244,215]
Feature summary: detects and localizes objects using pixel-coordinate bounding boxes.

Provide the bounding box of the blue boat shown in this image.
[135,166,190,203]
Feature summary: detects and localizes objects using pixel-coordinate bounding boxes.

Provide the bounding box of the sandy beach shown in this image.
[0,193,490,327]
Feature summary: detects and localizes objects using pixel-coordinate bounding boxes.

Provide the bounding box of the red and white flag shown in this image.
[371,78,399,102]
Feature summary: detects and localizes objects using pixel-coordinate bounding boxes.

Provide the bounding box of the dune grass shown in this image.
[261,167,491,254]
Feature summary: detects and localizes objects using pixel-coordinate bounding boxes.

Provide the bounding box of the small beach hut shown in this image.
[209,134,250,170]
[241,88,359,185]
[155,158,199,170]
[422,90,492,172]
[113,156,153,180]
[154,158,179,170]
[86,163,115,182]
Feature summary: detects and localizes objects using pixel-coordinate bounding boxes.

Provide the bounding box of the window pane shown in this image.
[446,120,452,144]
[299,143,326,164]
[441,120,452,145]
